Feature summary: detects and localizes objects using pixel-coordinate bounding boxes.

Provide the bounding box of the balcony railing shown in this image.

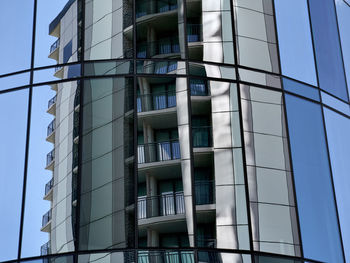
[137,61,178,74]
[187,24,202,43]
[137,37,180,58]
[136,0,177,18]
[46,149,55,167]
[45,178,54,196]
[197,238,217,248]
[42,209,52,227]
[195,180,215,205]
[137,91,176,112]
[50,38,60,54]
[47,120,55,137]
[192,127,212,147]
[190,79,209,96]
[138,192,185,219]
[138,250,194,263]
[48,95,57,109]
[55,65,63,72]
[138,140,180,164]
[41,241,51,256]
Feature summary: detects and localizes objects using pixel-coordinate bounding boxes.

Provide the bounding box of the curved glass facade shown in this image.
[0,0,349,262]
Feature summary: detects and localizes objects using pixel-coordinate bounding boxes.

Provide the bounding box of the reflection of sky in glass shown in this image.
[274,0,317,86]
[335,0,350,99]
[0,1,33,75]
[324,108,350,263]
[0,90,28,262]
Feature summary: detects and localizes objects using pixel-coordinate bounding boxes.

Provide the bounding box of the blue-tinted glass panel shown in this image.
[308,0,348,100]
[335,1,350,96]
[274,0,317,86]
[324,108,350,262]
[0,1,34,75]
[285,95,343,263]
[0,72,30,92]
[283,78,320,102]
[0,89,29,262]
[321,92,350,116]
[63,41,73,64]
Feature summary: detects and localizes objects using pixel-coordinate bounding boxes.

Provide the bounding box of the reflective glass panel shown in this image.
[324,108,350,262]
[274,0,317,86]
[0,72,30,92]
[0,89,29,262]
[0,1,34,75]
[308,0,348,100]
[285,94,343,263]
[283,78,320,102]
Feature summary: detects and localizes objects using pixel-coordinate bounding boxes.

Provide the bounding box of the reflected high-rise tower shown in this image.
[1,0,349,263]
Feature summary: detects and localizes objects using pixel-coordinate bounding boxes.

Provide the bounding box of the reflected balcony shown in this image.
[137,91,176,113]
[138,140,180,164]
[41,209,52,232]
[138,192,185,220]
[74,86,80,112]
[46,149,55,171]
[187,24,202,43]
[190,79,209,96]
[136,0,177,19]
[197,239,217,248]
[195,180,215,205]
[47,95,57,115]
[138,250,194,263]
[46,119,56,143]
[54,65,64,79]
[192,126,212,148]
[49,38,60,61]
[137,37,180,58]
[40,241,51,256]
[137,60,178,74]
[44,178,54,201]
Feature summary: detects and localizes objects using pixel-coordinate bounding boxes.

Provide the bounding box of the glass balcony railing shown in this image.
[137,37,180,58]
[187,24,202,43]
[46,149,55,167]
[47,120,55,137]
[138,192,185,219]
[40,241,51,256]
[138,140,180,164]
[50,38,60,54]
[136,0,177,18]
[137,91,176,112]
[192,127,212,147]
[45,178,54,196]
[195,180,215,205]
[190,79,209,96]
[138,251,194,263]
[48,95,57,109]
[42,209,52,227]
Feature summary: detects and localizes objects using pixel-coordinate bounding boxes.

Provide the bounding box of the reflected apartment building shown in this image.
[30,0,350,263]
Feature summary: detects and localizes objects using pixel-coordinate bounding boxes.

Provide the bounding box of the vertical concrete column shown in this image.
[147,228,159,247]
[146,174,158,217]
[147,26,157,57]
[138,77,152,111]
[176,77,195,246]
[177,0,186,59]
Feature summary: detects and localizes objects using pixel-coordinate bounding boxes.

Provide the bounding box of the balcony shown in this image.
[41,209,52,232]
[54,65,64,79]
[192,127,212,148]
[137,91,176,113]
[190,79,209,96]
[138,192,185,219]
[187,24,202,43]
[136,0,177,19]
[46,149,55,171]
[47,95,57,115]
[46,119,56,143]
[138,140,180,164]
[44,178,54,201]
[137,61,178,74]
[49,38,60,61]
[40,241,51,256]
[138,250,194,263]
[195,180,215,205]
[137,37,180,58]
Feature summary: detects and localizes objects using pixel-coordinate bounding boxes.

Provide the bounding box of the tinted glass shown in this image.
[335,0,350,95]
[0,89,29,261]
[0,1,34,75]
[274,0,317,86]
[308,0,348,100]
[285,94,343,263]
[283,78,320,102]
[324,108,350,262]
